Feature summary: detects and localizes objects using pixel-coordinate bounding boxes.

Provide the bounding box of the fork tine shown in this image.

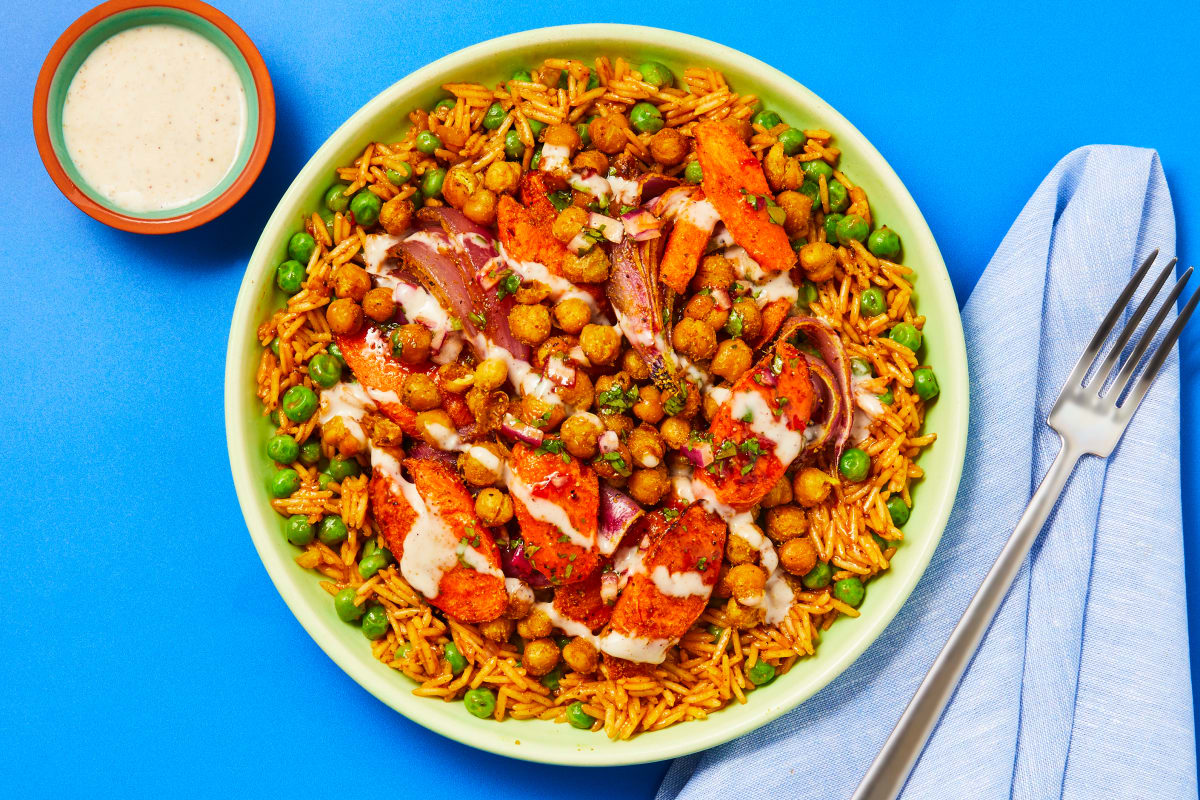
[1089,256,1178,390]
[1061,249,1158,391]
[1105,266,1192,400]
[1118,284,1200,415]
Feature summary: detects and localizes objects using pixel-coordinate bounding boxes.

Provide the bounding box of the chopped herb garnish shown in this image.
[696,557,708,572]
[598,384,638,414]
[740,462,755,475]
[619,204,635,215]
[766,205,787,226]
[663,508,681,521]
[740,409,754,423]
[449,317,463,331]
[739,439,764,457]
[568,554,577,562]
[564,564,573,579]
[531,409,553,428]
[771,354,784,375]
[548,189,572,212]
[714,439,736,460]
[525,544,541,555]
[468,311,487,327]
[581,226,607,245]
[496,270,521,300]
[663,390,686,416]
[600,451,631,477]
[536,438,571,463]
[558,533,571,543]
[725,310,745,338]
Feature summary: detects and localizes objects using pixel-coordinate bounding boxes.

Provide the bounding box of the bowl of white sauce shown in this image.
[33,0,274,233]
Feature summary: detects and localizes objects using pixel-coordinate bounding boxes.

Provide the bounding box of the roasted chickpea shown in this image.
[691,255,735,292]
[572,149,609,176]
[580,324,622,365]
[684,291,730,330]
[553,297,591,335]
[628,423,666,468]
[760,476,793,508]
[362,286,396,322]
[474,358,508,392]
[543,123,581,151]
[459,442,504,486]
[463,188,498,226]
[633,385,664,424]
[673,317,717,361]
[400,373,441,411]
[731,298,762,341]
[514,280,552,305]
[379,196,415,235]
[369,415,404,448]
[721,117,753,142]
[475,487,514,526]
[468,387,510,433]
[589,115,627,154]
[602,413,635,436]
[621,349,652,381]
[725,597,764,630]
[556,370,594,411]
[325,298,364,335]
[776,190,812,237]
[521,393,566,432]
[438,362,475,394]
[480,617,514,642]
[763,143,801,192]
[711,338,753,382]
[793,467,836,507]
[593,443,633,483]
[649,127,688,165]
[725,563,766,604]
[702,389,722,422]
[562,637,599,674]
[509,303,552,346]
[712,562,733,599]
[765,505,809,542]
[504,579,534,619]
[779,537,818,576]
[441,164,478,210]
[561,412,603,459]
[594,371,632,396]
[483,160,520,194]
[516,608,553,640]
[659,416,692,449]
[799,241,837,283]
[393,323,432,364]
[675,381,702,420]
[725,531,759,565]
[522,638,560,677]
[332,263,371,301]
[628,465,670,505]
[552,206,589,243]
[415,409,455,449]
[320,416,362,457]
[533,336,575,371]
[563,247,611,283]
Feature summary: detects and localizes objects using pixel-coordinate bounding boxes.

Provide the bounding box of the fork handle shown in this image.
[851,438,1083,800]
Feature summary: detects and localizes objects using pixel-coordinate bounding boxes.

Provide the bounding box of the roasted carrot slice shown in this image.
[756,296,794,348]
[506,442,601,584]
[659,193,719,294]
[519,170,565,228]
[694,121,796,274]
[697,340,815,510]
[369,458,507,623]
[607,505,726,643]
[553,570,612,632]
[496,194,568,274]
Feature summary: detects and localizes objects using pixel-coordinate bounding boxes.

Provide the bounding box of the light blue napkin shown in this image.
[657,146,1196,800]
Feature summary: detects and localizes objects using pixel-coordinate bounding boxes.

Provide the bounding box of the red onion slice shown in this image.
[679,439,714,468]
[500,414,545,446]
[501,539,553,588]
[621,208,663,241]
[587,212,624,243]
[597,485,644,557]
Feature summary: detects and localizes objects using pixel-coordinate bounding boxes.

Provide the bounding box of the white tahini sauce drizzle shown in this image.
[849,372,886,444]
[730,390,806,465]
[318,381,376,445]
[496,242,599,314]
[539,144,571,174]
[649,565,710,598]
[608,176,640,207]
[534,601,675,664]
[504,466,592,548]
[362,233,403,272]
[678,198,720,231]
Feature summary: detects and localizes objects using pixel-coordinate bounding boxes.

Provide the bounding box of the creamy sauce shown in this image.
[608,176,640,207]
[679,198,720,231]
[363,234,403,272]
[730,390,806,465]
[534,601,675,665]
[504,466,592,548]
[318,382,376,445]
[649,565,710,598]
[61,24,246,212]
[568,172,613,204]
[496,242,599,314]
[539,144,571,174]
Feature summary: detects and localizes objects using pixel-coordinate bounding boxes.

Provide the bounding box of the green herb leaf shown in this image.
[663,508,681,521]
[496,271,522,300]
[598,384,639,415]
[696,557,708,572]
[767,205,787,226]
[725,310,745,338]
[468,311,487,327]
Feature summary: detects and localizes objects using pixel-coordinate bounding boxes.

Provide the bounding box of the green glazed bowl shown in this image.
[225,24,968,766]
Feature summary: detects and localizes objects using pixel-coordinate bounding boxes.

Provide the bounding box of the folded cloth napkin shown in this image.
[657,145,1196,800]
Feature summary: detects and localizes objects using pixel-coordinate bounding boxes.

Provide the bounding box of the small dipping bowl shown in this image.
[33,0,275,234]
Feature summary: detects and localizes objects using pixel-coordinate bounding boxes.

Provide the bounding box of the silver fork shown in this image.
[852,249,1199,800]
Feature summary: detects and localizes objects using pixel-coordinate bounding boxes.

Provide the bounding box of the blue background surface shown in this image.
[3,1,1197,796]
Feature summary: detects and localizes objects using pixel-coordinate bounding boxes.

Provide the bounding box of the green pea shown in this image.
[444,642,468,675]
[307,353,342,388]
[798,180,820,209]
[777,127,805,156]
[267,434,300,464]
[511,69,533,83]
[913,367,940,401]
[528,119,546,139]
[799,281,818,310]
[269,409,280,426]
[394,642,413,660]
[889,322,923,352]
[464,687,497,718]
[270,469,300,498]
[566,701,595,729]
[587,72,599,90]
[868,227,902,259]
[530,149,542,170]
[872,533,893,553]
[639,61,673,88]
[284,514,315,546]
[629,102,664,134]
[433,98,456,114]
[836,214,869,245]
[387,163,412,184]
[299,440,322,465]
[324,184,350,213]
[824,212,844,241]
[269,338,280,357]
[576,121,591,148]
[752,109,782,130]
[318,472,336,491]
[281,385,318,422]
[288,232,316,264]
[706,624,724,639]
[839,447,871,482]
[483,102,507,130]
[415,130,442,155]
[833,577,865,608]
[879,389,894,405]
[318,209,335,238]
[361,605,389,640]
[318,515,349,546]
[328,456,360,481]
[747,660,777,686]
[540,667,562,690]
[334,587,365,622]
[684,160,703,184]
[801,159,834,180]
[860,287,886,317]
[275,259,305,294]
[350,191,382,227]
[358,551,388,579]
[827,179,849,212]
[504,129,525,160]
[408,187,424,208]
[327,342,345,365]
[801,561,832,589]
[886,495,911,527]
[850,357,873,377]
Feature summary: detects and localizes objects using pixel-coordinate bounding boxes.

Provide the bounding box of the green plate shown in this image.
[224,24,968,766]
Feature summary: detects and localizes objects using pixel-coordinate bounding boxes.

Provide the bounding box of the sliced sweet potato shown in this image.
[756,296,794,349]
[608,505,726,642]
[698,340,815,510]
[660,194,718,294]
[553,571,612,632]
[369,458,507,623]
[519,170,566,228]
[496,194,568,274]
[694,121,796,274]
[506,442,601,584]
[602,656,654,680]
